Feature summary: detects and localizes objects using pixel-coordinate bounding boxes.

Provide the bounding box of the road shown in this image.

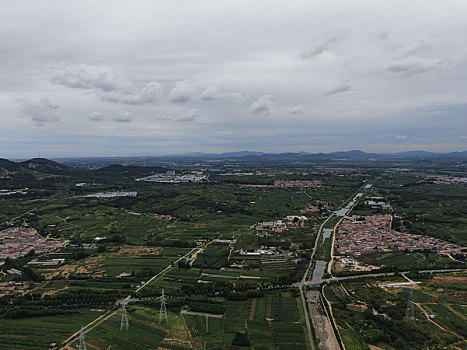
[298,197,337,350]
[297,268,467,287]
[181,310,223,319]
[300,287,316,350]
[60,241,212,349]
[308,291,340,350]
[297,185,370,350]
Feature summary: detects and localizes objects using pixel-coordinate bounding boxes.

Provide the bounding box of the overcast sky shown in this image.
[1,0,466,157]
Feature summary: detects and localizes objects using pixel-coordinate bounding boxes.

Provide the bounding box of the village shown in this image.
[85,191,137,198]
[0,227,64,260]
[335,215,465,256]
[136,170,207,183]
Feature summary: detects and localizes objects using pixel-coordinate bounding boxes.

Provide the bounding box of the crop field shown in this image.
[0,308,102,349]
[68,306,192,350]
[357,251,461,271]
[181,294,307,349]
[45,246,189,279]
[375,175,467,246]
[324,273,467,350]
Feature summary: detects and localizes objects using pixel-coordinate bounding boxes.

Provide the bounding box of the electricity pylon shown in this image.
[405,287,415,321]
[79,326,87,350]
[120,304,129,331]
[159,289,168,324]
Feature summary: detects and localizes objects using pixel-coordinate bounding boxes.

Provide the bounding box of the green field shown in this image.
[68,306,192,350]
[324,273,467,350]
[0,309,102,349]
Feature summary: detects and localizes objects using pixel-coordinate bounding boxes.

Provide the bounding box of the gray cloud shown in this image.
[387,57,439,75]
[169,80,197,103]
[17,98,59,126]
[301,36,338,59]
[199,86,244,103]
[1,1,466,156]
[176,108,200,122]
[249,95,274,116]
[53,65,163,105]
[155,108,200,122]
[113,111,133,123]
[89,111,102,121]
[102,82,163,105]
[51,65,129,92]
[327,84,352,95]
[394,39,431,58]
[289,105,304,114]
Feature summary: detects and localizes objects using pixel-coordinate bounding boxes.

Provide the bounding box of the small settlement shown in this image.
[336,215,465,256]
[136,170,207,183]
[0,227,63,259]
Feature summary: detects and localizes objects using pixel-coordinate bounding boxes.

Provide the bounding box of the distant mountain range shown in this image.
[2,150,466,173]
[172,150,467,160]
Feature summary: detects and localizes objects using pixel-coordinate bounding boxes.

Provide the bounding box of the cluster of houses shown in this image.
[251,220,287,233]
[364,196,392,210]
[0,281,27,297]
[239,245,295,257]
[150,213,174,221]
[0,227,63,259]
[273,180,323,188]
[425,175,467,184]
[85,191,137,198]
[301,205,319,213]
[251,215,309,235]
[136,170,207,183]
[336,215,465,256]
[334,256,380,272]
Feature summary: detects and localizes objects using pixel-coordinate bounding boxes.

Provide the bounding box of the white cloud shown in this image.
[249,95,274,116]
[17,98,59,126]
[289,105,304,114]
[169,80,197,103]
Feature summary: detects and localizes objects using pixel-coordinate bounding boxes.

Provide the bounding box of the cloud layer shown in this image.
[0,0,466,156]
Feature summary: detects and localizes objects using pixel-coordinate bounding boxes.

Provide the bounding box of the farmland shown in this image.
[323,273,467,349]
[0,157,466,349]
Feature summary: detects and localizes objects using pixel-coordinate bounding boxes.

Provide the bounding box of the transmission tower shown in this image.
[159,289,168,324]
[79,326,87,350]
[120,304,129,331]
[405,287,415,321]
